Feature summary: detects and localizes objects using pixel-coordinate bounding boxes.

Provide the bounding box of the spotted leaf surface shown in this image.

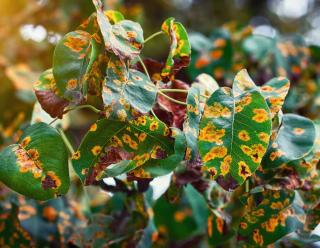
[238,190,305,247]
[233,69,290,118]
[0,203,33,247]
[183,85,202,160]
[53,30,105,103]
[198,86,272,189]
[34,69,69,118]
[92,0,144,61]
[72,116,173,183]
[0,123,70,200]
[262,114,316,169]
[161,17,191,79]
[143,128,186,177]
[103,56,157,121]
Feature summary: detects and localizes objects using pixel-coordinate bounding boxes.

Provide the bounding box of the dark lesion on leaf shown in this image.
[41,174,59,190]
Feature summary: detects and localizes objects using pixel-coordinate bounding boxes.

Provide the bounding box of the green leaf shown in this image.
[53,30,105,103]
[143,128,186,177]
[72,116,173,183]
[262,114,316,169]
[233,69,290,118]
[199,82,272,189]
[103,56,157,121]
[92,0,144,61]
[242,35,274,61]
[161,17,191,79]
[0,123,70,201]
[34,69,69,118]
[0,203,33,247]
[238,190,305,247]
[183,85,202,160]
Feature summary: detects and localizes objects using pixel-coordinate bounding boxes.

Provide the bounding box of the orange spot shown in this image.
[89,123,97,132]
[293,128,305,135]
[21,136,31,147]
[210,50,223,60]
[252,109,269,123]
[238,161,251,181]
[203,146,227,163]
[238,130,250,141]
[42,206,57,222]
[72,151,81,160]
[91,145,102,155]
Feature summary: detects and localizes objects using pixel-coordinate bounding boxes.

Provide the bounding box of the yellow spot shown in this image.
[203,146,227,163]
[138,133,147,142]
[199,123,225,144]
[64,31,89,53]
[164,127,170,136]
[91,145,102,156]
[111,136,123,147]
[204,102,231,118]
[135,116,147,126]
[253,229,264,246]
[240,222,247,229]
[293,128,305,135]
[27,149,40,160]
[216,217,224,233]
[122,134,131,144]
[252,109,269,123]
[149,121,159,131]
[42,206,57,222]
[129,140,138,150]
[238,130,250,141]
[220,155,232,176]
[252,209,264,217]
[133,153,150,166]
[89,123,97,132]
[72,151,81,160]
[269,150,285,161]
[238,161,251,181]
[259,132,269,143]
[21,136,31,147]
[66,79,77,90]
[174,209,192,222]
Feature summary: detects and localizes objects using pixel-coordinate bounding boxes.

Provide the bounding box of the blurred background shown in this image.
[1,0,320,142]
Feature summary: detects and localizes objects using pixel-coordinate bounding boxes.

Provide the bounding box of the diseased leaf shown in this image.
[161,17,191,79]
[262,114,316,169]
[0,203,33,247]
[183,85,202,160]
[92,0,144,61]
[53,30,105,103]
[0,123,70,200]
[199,81,272,189]
[34,69,69,118]
[102,56,157,121]
[238,190,305,247]
[72,116,173,183]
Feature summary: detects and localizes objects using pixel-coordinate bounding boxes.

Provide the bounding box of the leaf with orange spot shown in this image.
[72,117,173,183]
[53,29,106,103]
[238,189,305,247]
[199,73,272,190]
[261,114,316,170]
[0,123,70,200]
[161,17,191,79]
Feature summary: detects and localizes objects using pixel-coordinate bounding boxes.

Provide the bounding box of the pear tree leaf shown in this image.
[262,114,316,169]
[102,56,157,121]
[199,81,272,190]
[0,123,70,201]
[72,116,173,183]
[92,0,144,61]
[161,17,191,79]
[34,69,69,118]
[238,190,305,247]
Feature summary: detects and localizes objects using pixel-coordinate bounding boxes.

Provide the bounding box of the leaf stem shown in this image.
[151,109,161,122]
[138,56,150,80]
[158,91,187,106]
[144,31,163,44]
[245,180,250,193]
[59,129,75,155]
[159,89,188,94]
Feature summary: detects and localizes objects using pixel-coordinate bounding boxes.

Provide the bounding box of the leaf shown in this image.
[0,203,33,247]
[92,0,144,61]
[262,114,316,169]
[183,85,202,160]
[142,128,186,177]
[53,30,104,103]
[102,56,157,121]
[233,69,290,118]
[192,73,219,98]
[198,85,272,189]
[161,17,191,79]
[34,69,69,119]
[238,190,305,247]
[72,116,173,183]
[0,123,70,200]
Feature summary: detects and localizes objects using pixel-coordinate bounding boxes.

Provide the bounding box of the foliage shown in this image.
[1,0,320,247]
